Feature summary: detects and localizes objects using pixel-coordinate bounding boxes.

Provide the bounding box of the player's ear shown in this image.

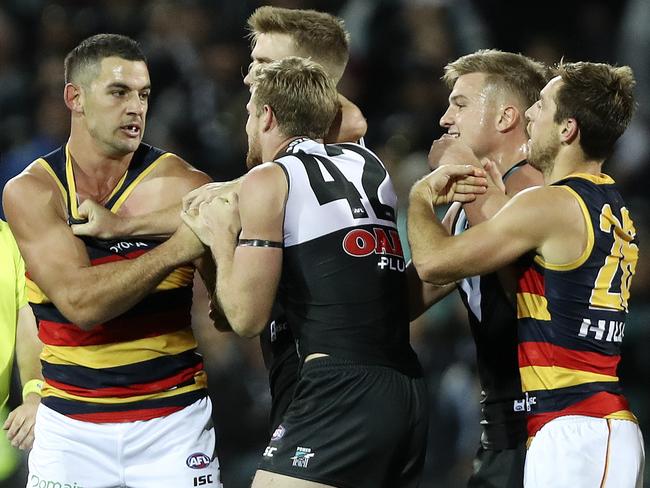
[64,83,84,114]
[496,105,519,133]
[560,117,579,144]
[262,104,275,132]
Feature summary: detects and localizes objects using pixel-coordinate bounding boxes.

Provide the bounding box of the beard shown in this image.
[245,134,263,169]
[528,135,560,176]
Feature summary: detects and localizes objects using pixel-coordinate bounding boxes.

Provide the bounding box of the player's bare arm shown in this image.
[3,161,206,330]
[3,304,42,450]
[407,201,462,320]
[463,162,543,224]
[207,163,286,338]
[408,182,586,285]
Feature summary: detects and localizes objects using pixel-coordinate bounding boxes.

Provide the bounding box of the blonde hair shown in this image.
[552,61,636,160]
[247,6,350,82]
[251,57,340,140]
[443,49,548,111]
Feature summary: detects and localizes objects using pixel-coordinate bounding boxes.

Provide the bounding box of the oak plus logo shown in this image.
[343,227,405,271]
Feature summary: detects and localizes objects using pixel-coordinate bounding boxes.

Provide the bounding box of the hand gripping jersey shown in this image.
[27,143,207,422]
[273,138,421,376]
[453,161,528,449]
[516,173,638,436]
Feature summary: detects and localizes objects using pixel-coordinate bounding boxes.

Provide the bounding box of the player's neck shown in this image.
[67,127,133,177]
[486,137,529,176]
[546,148,604,184]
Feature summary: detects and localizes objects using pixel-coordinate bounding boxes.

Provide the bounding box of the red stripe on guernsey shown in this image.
[90,249,148,266]
[39,309,189,346]
[527,392,630,436]
[68,406,185,423]
[518,267,545,296]
[45,363,204,398]
[519,342,620,377]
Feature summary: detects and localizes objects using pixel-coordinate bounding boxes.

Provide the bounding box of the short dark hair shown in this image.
[552,61,636,160]
[64,34,146,85]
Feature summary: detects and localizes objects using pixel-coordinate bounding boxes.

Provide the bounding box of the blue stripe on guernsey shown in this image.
[29,143,204,423]
[32,286,192,326]
[518,316,626,356]
[516,173,638,436]
[42,350,203,390]
[42,389,206,416]
[525,382,623,413]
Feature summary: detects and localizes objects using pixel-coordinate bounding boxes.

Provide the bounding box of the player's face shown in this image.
[245,93,263,169]
[81,57,150,157]
[244,32,296,86]
[525,76,562,175]
[439,72,498,158]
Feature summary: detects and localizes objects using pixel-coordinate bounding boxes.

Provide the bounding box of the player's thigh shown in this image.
[124,397,222,488]
[524,416,642,488]
[252,470,336,488]
[605,419,645,488]
[28,404,121,488]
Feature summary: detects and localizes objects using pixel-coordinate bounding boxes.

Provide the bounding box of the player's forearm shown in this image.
[462,187,510,224]
[15,306,43,386]
[212,235,276,338]
[56,236,195,329]
[406,263,455,320]
[119,205,181,238]
[407,193,455,286]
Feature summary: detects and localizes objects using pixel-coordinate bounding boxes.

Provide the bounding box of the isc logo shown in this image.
[193,474,214,486]
[186,453,212,469]
[342,227,403,258]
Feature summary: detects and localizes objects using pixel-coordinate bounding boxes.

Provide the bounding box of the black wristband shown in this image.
[238,239,283,248]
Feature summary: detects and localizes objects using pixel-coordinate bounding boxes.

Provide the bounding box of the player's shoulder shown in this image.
[140,149,212,190]
[3,159,60,201]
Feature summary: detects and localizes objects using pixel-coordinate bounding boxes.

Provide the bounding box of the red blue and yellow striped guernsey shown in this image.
[516,173,638,437]
[27,143,207,423]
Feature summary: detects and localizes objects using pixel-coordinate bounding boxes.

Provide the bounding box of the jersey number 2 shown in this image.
[590,204,638,311]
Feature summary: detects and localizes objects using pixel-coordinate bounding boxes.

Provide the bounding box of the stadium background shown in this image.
[0,0,648,486]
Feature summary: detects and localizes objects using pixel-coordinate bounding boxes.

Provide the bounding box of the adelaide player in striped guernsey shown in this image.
[3,34,223,487]
[408,61,644,487]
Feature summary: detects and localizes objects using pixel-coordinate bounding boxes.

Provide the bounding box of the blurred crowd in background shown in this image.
[1,0,648,487]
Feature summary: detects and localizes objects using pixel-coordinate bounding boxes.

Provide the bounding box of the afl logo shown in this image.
[271,424,286,441]
[186,453,212,469]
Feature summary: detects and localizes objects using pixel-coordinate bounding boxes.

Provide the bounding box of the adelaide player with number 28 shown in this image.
[408,61,645,487]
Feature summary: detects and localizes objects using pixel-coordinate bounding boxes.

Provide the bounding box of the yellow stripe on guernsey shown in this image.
[37,158,68,206]
[516,293,551,320]
[606,410,638,422]
[41,328,197,368]
[534,186,595,272]
[519,365,619,391]
[41,370,207,403]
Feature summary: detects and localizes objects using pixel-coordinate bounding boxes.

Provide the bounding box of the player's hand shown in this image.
[71,200,121,239]
[411,165,488,207]
[170,221,206,262]
[481,158,506,193]
[3,395,39,450]
[182,178,243,214]
[428,135,480,170]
